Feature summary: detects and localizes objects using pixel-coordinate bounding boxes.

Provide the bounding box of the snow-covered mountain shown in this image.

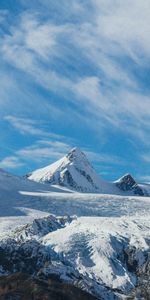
[28,147,149,196]
[28,147,114,193]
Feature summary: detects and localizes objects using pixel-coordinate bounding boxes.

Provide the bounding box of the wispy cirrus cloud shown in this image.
[141,153,150,163]
[139,175,150,183]
[1,7,150,138]
[4,115,49,137]
[94,0,150,62]
[85,150,122,165]
[4,115,78,144]
[17,140,71,162]
[0,1,150,179]
[0,156,24,169]
[0,140,72,170]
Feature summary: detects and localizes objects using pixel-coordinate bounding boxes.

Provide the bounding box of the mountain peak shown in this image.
[66,147,88,163]
[115,173,137,190]
[115,173,145,195]
[28,147,107,192]
[118,173,135,182]
[121,173,133,179]
[68,147,82,155]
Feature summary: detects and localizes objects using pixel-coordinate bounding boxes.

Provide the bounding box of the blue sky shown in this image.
[0,0,150,181]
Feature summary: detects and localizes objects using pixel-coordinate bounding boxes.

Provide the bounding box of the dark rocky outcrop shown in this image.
[0,272,99,300]
[115,174,145,196]
[127,251,150,299]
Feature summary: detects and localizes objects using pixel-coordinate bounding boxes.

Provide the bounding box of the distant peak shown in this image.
[67,147,86,160]
[115,173,145,195]
[120,173,134,180]
[69,147,82,154]
[115,173,136,184]
[115,173,137,185]
[115,173,137,191]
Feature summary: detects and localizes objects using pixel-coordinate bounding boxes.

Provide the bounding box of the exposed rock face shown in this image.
[0,239,50,274]
[127,251,150,299]
[0,272,99,300]
[115,174,145,196]
[115,245,150,299]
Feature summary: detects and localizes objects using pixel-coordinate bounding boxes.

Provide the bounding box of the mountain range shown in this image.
[27,147,149,196]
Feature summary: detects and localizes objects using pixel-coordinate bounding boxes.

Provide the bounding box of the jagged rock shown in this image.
[127,252,150,299]
[12,215,76,241]
[115,174,145,196]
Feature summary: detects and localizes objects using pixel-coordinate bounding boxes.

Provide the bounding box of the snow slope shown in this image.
[0,168,72,230]
[43,215,149,297]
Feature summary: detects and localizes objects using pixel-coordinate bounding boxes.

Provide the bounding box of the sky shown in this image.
[0,0,150,182]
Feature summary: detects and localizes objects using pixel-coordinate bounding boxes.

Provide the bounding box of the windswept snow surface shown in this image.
[1,168,150,299]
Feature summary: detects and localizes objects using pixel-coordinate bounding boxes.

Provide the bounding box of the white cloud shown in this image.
[139,175,150,182]
[0,138,73,170]
[74,77,102,106]
[1,12,67,69]
[4,116,77,144]
[0,140,70,171]
[4,115,50,137]
[0,10,8,24]
[22,13,67,59]
[141,154,150,163]
[0,156,24,169]
[17,141,71,162]
[94,0,150,62]
[85,150,122,165]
